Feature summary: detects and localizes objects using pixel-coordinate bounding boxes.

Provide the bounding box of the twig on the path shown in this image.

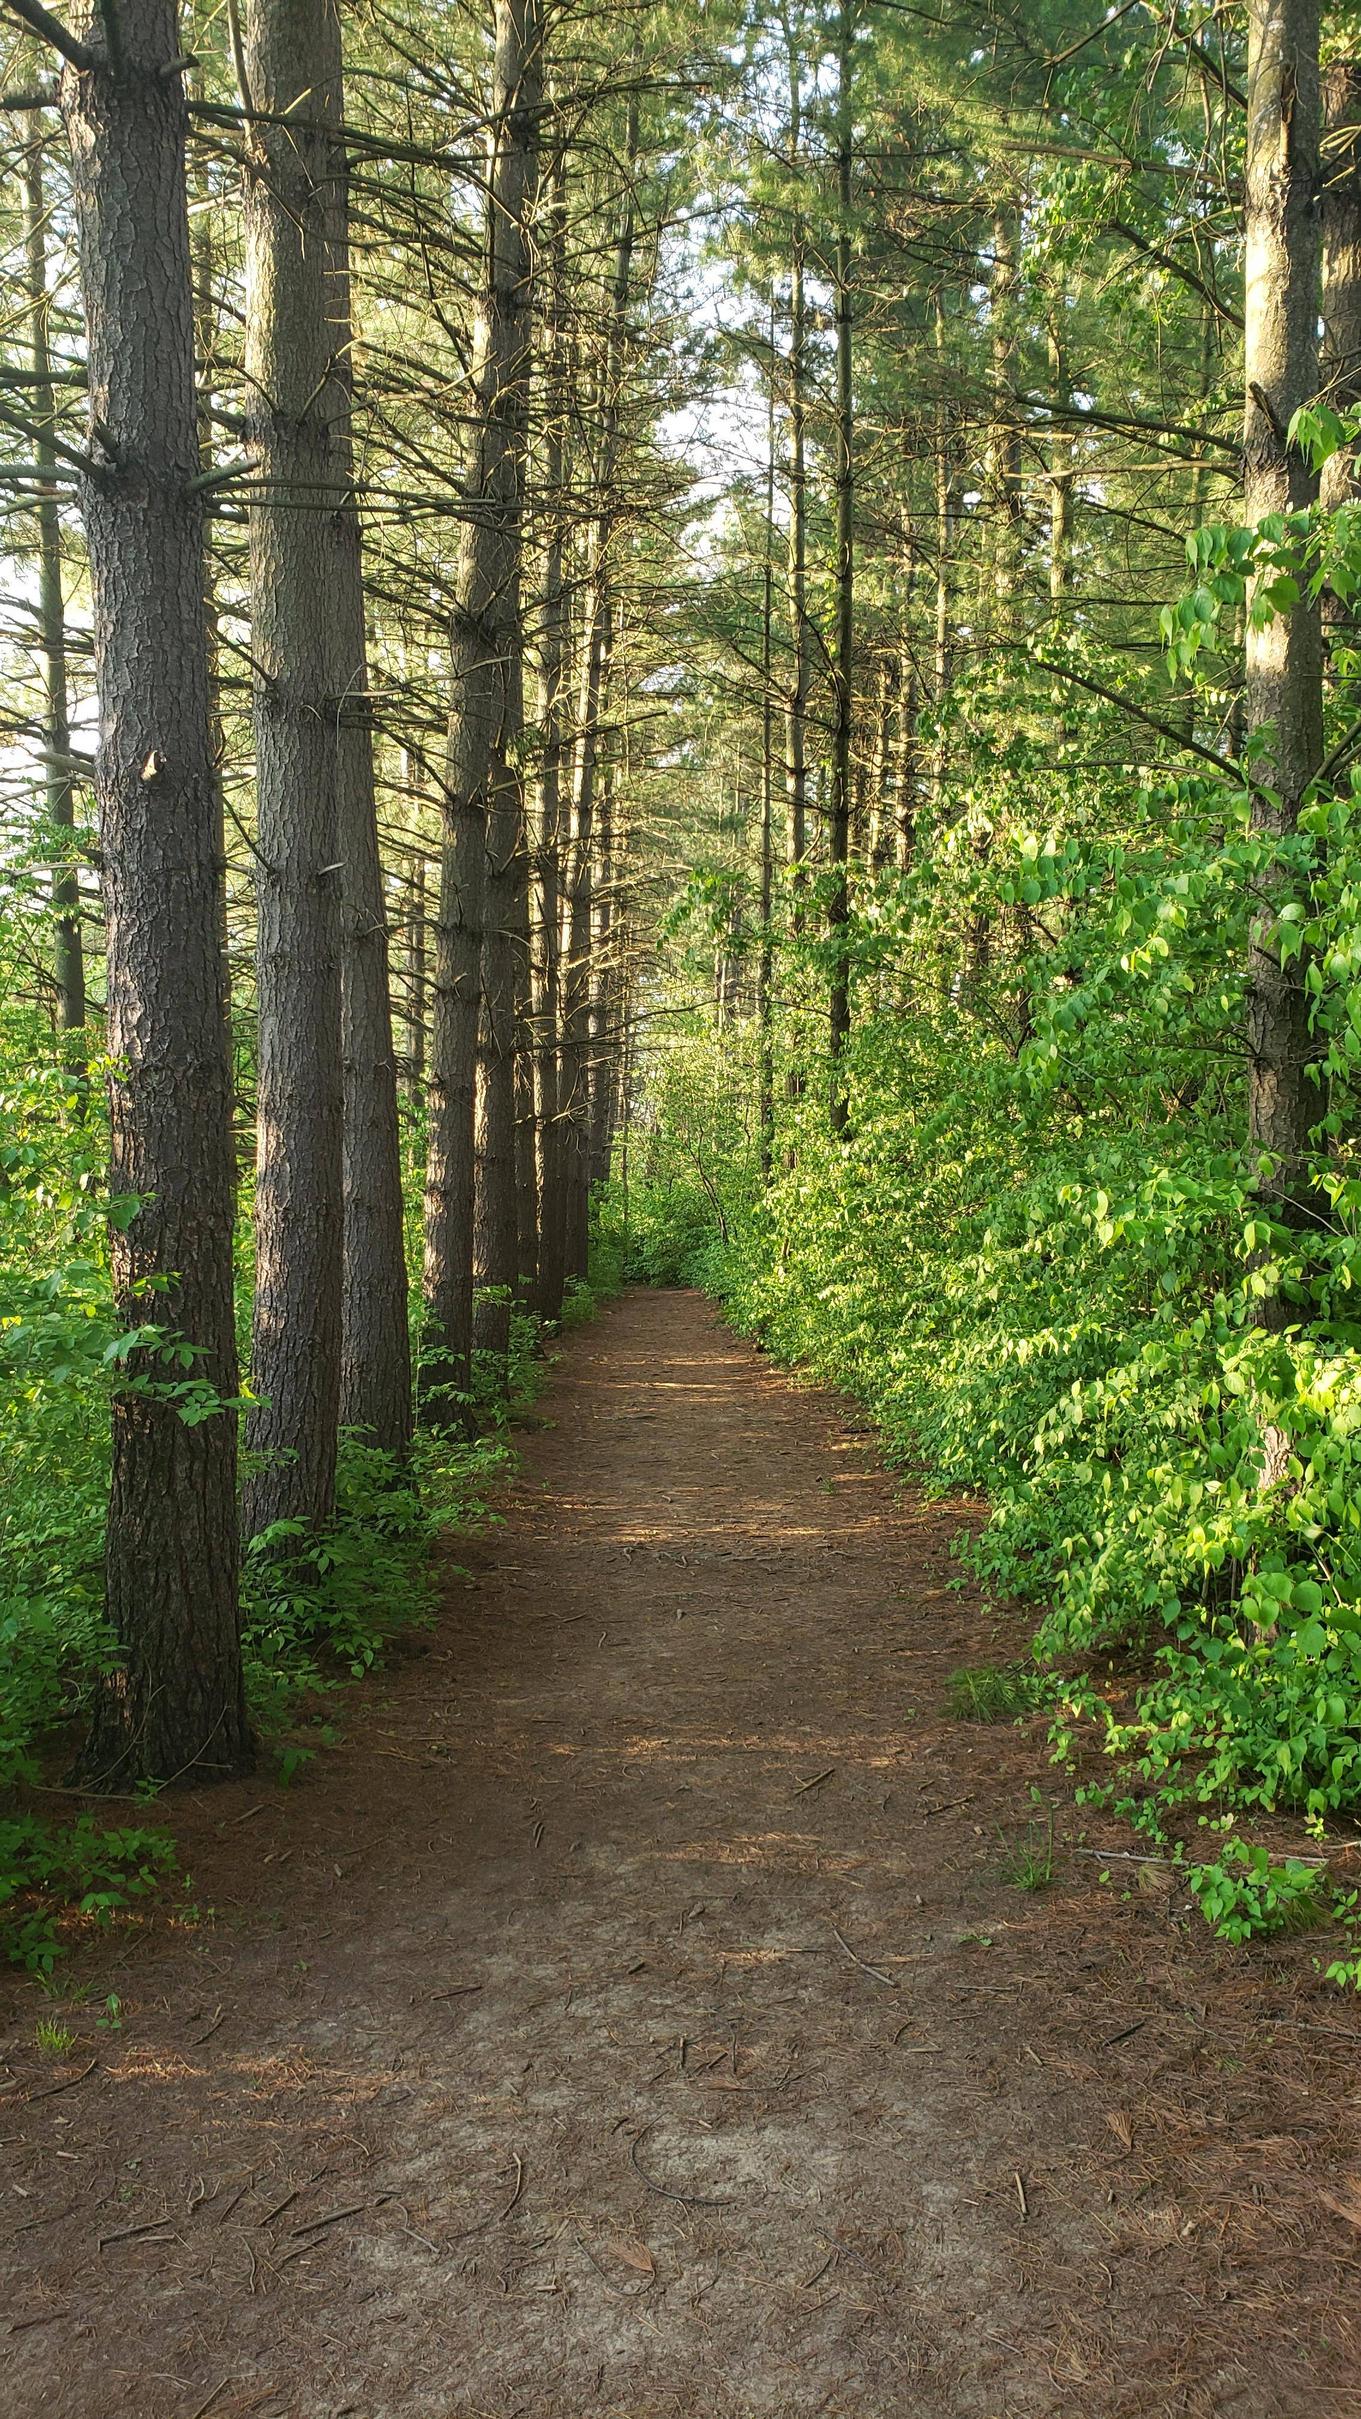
[921,1795,973,1817]
[98,2216,175,2250]
[215,2178,252,2225]
[257,2183,306,2228]
[1014,2172,1029,2222]
[290,2198,383,2240]
[273,2235,323,2270]
[274,2197,391,2265]
[628,2125,755,2209]
[191,2008,225,2046]
[228,1804,267,1825]
[1099,2019,1146,2051]
[830,1923,896,1987]
[9,2202,77,2236]
[185,2383,230,2419]
[792,1768,835,1797]
[2,2057,97,2107]
[427,1983,482,2001]
[797,2249,836,2290]
[7,2310,69,2333]
[450,2152,525,2238]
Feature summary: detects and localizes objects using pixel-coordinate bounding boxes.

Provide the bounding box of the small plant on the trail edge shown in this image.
[34,2017,76,2057]
[946,1664,1049,1723]
[1000,1804,1056,1891]
[1186,1841,1328,1945]
[0,1815,177,1974]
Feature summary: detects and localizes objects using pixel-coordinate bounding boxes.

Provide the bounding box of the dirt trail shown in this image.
[2,1289,1357,2418]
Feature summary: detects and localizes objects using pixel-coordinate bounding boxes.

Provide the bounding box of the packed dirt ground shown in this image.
[2,1289,1359,2417]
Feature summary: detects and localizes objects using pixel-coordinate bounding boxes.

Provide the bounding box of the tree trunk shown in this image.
[1047,312,1073,614]
[62,0,249,1784]
[1243,0,1325,1309]
[783,5,809,890]
[1321,60,1361,642]
[561,93,638,1282]
[532,154,569,1323]
[587,747,617,1191]
[422,0,542,1409]
[404,831,427,1104]
[421,741,485,1428]
[759,319,777,1181]
[931,289,953,800]
[469,0,542,1383]
[562,575,612,1285]
[827,0,855,1134]
[988,207,1024,619]
[24,149,85,1052]
[512,849,539,1301]
[240,0,345,1538]
[317,0,412,1466]
[190,158,234,1056]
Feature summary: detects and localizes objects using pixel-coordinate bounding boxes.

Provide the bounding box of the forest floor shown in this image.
[2,1288,1360,2419]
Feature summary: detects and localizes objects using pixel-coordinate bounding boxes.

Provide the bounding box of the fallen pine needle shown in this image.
[451,2152,525,2238]
[628,2125,754,2208]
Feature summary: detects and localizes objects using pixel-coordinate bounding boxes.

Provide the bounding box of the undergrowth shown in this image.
[607,708,1361,1984]
[0,1047,615,1972]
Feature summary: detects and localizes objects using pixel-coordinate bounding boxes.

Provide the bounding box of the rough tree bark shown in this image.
[931,288,954,800]
[316,0,412,1465]
[758,326,776,1181]
[24,147,84,1049]
[781,0,810,888]
[403,827,427,1107]
[422,0,542,1413]
[61,0,249,1783]
[1047,311,1073,614]
[988,206,1024,617]
[561,93,638,1282]
[532,150,569,1323]
[827,0,855,1134]
[1321,59,1361,643]
[471,0,543,1380]
[1243,0,1325,1310]
[240,0,346,1536]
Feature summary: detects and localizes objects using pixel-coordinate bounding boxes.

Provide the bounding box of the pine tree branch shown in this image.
[1,0,97,73]
[1026,653,1237,777]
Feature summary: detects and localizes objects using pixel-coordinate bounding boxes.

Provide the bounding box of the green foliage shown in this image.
[0,1014,544,1969]
[628,549,1361,1971]
[947,1664,1050,1723]
[0,1815,176,1973]
[1186,1842,1327,1946]
[999,1803,1057,1892]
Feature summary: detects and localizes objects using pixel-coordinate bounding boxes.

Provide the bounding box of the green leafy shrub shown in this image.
[0,1815,176,1973]
[623,648,1361,1975]
[1186,1842,1328,1945]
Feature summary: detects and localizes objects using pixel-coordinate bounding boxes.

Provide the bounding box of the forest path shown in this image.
[2,1289,1352,2419]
